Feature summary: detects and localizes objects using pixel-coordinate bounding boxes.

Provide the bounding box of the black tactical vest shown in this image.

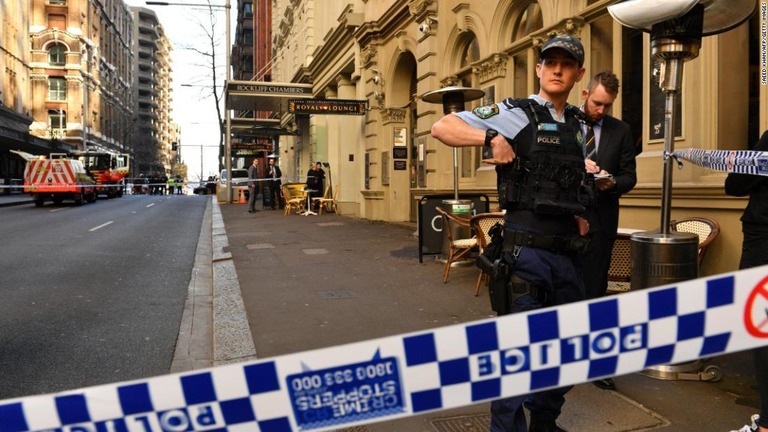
[497,98,592,216]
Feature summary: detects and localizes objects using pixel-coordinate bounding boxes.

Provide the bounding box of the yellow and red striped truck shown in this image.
[12,150,97,207]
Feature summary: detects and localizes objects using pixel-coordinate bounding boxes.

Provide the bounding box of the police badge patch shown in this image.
[473,104,499,119]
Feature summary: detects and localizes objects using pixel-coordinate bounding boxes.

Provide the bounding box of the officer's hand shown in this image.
[585,159,600,174]
[483,135,516,165]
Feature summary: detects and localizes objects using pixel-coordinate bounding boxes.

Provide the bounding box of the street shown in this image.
[0,194,208,400]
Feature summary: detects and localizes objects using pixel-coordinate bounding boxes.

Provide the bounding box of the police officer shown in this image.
[432,34,589,432]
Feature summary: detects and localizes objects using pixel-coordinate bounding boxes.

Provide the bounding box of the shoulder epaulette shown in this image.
[502,97,536,110]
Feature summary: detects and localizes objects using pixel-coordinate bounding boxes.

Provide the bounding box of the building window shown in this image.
[49,44,66,66]
[244,32,253,45]
[49,110,67,139]
[243,2,253,18]
[513,2,542,40]
[48,0,66,5]
[457,36,481,179]
[48,77,67,101]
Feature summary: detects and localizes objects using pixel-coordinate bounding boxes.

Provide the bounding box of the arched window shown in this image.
[456,35,482,179]
[49,44,66,66]
[511,2,543,97]
[513,2,542,41]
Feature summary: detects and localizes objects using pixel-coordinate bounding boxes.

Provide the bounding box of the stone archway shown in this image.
[384,51,417,222]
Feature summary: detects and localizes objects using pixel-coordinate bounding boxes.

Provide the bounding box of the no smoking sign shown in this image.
[744,275,768,338]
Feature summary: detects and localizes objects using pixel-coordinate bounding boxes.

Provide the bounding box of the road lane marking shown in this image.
[89,221,114,232]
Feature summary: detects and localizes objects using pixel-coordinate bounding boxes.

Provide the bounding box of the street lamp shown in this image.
[146,0,232,202]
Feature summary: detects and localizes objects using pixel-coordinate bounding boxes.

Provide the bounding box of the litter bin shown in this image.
[439,199,474,264]
[631,230,721,381]
[631,230,698,289]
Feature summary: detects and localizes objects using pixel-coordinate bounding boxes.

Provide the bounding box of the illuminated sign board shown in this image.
[288,99,368,115]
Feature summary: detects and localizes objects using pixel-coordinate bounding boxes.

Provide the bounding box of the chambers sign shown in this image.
[288,99,367,116]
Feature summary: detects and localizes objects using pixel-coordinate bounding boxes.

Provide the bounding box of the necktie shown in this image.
[584,122,596,159]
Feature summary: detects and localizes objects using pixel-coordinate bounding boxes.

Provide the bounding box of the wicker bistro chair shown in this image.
[606,232,634,294]
[670,216,720,268]
[469,212,506,296]
[435,207,478,284]
[281,185,305,215]
[311,184,339,215]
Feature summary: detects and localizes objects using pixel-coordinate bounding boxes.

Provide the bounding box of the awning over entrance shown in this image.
[230,118,296,138]
[226,80,314,113]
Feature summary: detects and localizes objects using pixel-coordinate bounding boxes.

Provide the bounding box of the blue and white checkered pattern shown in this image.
[1,268,767,432]
[673,148,768,176]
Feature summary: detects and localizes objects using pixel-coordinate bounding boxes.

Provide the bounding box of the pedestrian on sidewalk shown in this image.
[247,158,261,213]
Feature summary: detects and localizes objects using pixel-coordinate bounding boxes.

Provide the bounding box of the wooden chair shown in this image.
[670,216,720,268]
[435,207,478,284]
[607,232,633,294]
[312,184,339,215]
[281,185,304,215]
[470,212,506,296]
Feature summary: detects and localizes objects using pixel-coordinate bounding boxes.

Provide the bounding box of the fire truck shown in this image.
[60,149,130,198]
[11,150,97,207]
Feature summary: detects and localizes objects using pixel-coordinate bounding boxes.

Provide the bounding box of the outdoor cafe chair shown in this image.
[435,207,477,284]
[281,185,304,215]
[670,216,720,268]
[469,212,506,296]
[312,184,339,215]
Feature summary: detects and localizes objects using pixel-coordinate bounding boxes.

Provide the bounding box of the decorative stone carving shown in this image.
[440,76,459,87]
[408,0,435,16]
[361,45,377,66]
[381,108,406,124]
[532,19,585,49]
[473,53,508,84]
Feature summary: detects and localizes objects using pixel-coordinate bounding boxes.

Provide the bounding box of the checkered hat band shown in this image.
[2,266,767,432]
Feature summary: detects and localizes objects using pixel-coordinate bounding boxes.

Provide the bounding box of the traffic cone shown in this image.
[238,189,246,204]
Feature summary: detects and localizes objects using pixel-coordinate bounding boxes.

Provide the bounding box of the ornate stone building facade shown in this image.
[29,0,134,155]
[265,0,767,276]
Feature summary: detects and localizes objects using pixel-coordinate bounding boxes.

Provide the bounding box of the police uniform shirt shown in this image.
[455,94,582,236]
[454,94,572,142]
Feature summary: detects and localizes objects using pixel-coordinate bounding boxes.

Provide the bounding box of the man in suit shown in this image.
[579,71,637,389]
[266,155,283,210]
[247,158,261,213]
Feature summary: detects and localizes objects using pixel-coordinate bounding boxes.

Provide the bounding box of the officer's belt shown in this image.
[503,228,587,254]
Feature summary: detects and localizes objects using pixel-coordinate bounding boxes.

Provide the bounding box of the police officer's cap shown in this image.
[540,34,584,66]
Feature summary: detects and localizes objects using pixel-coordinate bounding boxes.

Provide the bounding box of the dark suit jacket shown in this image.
[588,115,637,236]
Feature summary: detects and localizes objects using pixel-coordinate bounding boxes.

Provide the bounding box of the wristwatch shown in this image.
[484,129,498,148]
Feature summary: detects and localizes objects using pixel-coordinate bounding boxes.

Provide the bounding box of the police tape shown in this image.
[672,148,768,176]
[2,265,767,432]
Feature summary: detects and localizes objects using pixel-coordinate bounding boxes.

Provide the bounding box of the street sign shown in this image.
[288,99,367,115]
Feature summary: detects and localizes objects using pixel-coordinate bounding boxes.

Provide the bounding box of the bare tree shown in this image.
[175,1,226,172]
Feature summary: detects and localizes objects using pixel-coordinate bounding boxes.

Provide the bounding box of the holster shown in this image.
[477,224,550,315]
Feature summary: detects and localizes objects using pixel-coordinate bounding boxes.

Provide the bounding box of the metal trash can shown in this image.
[631,230,698,289]
[439,199,474,265]
[631,230,721,381]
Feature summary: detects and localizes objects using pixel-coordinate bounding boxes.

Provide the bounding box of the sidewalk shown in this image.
[0,193,32,207]
[217,198,758,431]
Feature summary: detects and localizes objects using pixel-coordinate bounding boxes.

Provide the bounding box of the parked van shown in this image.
[218,168,250,202]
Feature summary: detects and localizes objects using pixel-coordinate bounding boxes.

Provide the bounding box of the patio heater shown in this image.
[423,86,485,263]
[608,0,755,381]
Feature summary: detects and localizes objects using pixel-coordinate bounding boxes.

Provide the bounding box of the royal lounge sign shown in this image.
[288,99,368,116]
